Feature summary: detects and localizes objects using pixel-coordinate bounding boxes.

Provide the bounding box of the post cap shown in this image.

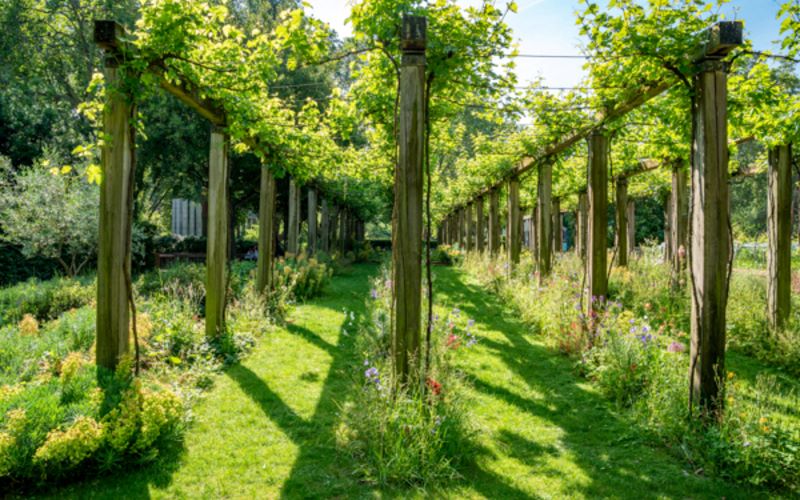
[401,16,427,52]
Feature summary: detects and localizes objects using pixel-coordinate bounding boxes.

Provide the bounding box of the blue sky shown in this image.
[306,0,788,88]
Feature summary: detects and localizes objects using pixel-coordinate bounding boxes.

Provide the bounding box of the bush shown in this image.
[274,254,332,301]
[0,357,183,484]
[0,276,94,326]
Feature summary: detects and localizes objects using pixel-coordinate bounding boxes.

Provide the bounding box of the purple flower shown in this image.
[629,319,635,325]
[630,327,637,334]
[642,325,650,334]
[364,367,379,379]
[638,334,652,344]
[370,289,378,299]
[667,341,686,353]
[467,319,475,328]
[363,359,370,366]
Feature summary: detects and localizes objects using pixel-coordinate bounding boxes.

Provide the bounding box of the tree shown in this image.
[0,159,98,276]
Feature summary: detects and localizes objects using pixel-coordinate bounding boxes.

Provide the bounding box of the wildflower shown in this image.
[667,341,685,353]
[762,426,770,433]
[638,334,652,344]
[727,371,735,380]
[370,289,378,299]
[363,359,370,366]
[743,441,751,447]
[467,319,475,328]
[644,303,652,311]
[446,334,461,349]
[452,307,461,317]
[642,325,650,334]
[629,327,637,334]
[759,416,768,425]
[385,279,393,289]
[426,378,442,395]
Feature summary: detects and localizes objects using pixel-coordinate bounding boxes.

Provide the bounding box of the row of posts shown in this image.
[437,23,792,416]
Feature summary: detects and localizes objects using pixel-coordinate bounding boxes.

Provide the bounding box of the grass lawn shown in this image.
[41,264,775,499]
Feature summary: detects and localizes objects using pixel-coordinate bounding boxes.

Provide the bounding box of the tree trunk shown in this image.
[577,191,588,260]
[552,196,562,255]
[768,144,793,330]
[206,129,229,338]
[392,15,426,383]
[320,198,330,252]
[626,200,636,257]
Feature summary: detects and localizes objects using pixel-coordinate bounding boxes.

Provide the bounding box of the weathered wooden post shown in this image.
[95,21,133,369]
[530,204,538,259]
[476,196,485,253]
[626,199,635,257]
[392,15,426,382]
[489,189,501,256]
[256,165,276,293]
[768,144,793,330]
[587,130,609,304]
[688,21,741,417]
[537,162,553,280]
[339,208,348,253]
[552,196,562,254]
[577,191,588,260]
[320,198,330,252]
[615,177,629,266]
[288,179,300,255]
[206,128,229,338]
[307,187,318,254]
[507,176,521,267]
[466,202,475,252]
[330,205,340,251]
[670,162,689,287]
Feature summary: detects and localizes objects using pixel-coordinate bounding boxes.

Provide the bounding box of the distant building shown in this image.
[171,199,203,237]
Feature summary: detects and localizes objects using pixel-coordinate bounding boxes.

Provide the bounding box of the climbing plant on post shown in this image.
[206,128,229,338]
[688,21,742,419]
[392,15,426,383]
[256,165,276,294]
[587,130,609,305]
[95,21,133,370]
[507,176,521,268]
[537,162,553,280]
[767,144,793,330]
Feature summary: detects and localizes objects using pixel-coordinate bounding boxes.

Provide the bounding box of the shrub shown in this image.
[0,276,94,326]
[274,254,332,301]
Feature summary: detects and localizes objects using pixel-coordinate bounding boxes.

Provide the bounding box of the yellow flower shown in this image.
[33,416,104,467]
[727,371,735,380]
[759,417,768,425]
[727,396,734,405]
[18,314,39,335]
[60,352,85,384]
[762,426,770,433]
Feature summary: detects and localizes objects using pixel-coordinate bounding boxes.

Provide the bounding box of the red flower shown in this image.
[446,334,461,349]
[426,378,442,395]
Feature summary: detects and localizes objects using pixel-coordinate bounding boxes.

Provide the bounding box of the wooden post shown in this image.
[664,195,673,263]
[626,200,635,257]
[615,178,629,266]
[288,179,299,255]
[552,196,562,254]
[307,187,317,254]
[768,144,793,330]
[330,206,339,252]
[206,129,229,338]
[339,208,348,253]
[670,163,689,287]
[466,202,475,252]
[256,166,276,293]
[530,204,538,258]
[537,162,553,280]
[587,131,609,304]
[95,21,133,369]
[489,189,500,256]
[320,198,330,252]
[476,196,485,253]
[577,191,588,260]
[392,15,426,382]
[507,176,521,267]
[689,21,741,417]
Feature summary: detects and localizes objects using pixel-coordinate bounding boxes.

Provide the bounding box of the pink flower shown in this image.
[667,341,686,353]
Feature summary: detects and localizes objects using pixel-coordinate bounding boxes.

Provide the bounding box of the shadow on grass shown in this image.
[432,266,755,499]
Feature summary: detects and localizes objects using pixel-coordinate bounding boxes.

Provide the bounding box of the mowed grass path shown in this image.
[51,264,762,499]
